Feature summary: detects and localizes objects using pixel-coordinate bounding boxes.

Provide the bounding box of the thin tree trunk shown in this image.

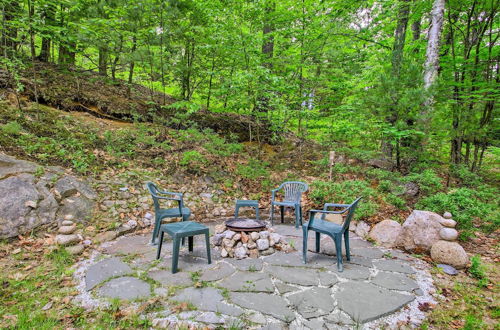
[392,0,411,75]
[420,0,445,129]
[127,35,137,97]
[206,53,216,110]
[98,47,108,76]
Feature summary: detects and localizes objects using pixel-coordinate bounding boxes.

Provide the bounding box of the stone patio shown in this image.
[73,222,436,329]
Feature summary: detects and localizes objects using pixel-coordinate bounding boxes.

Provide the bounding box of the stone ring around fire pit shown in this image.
[212,218,292,259]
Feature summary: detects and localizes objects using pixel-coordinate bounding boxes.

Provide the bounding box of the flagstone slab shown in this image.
[219,271,274,292]
[200,262,235,282]
[336,281,415,323]
[230,292,296,322]
[158,254,213,272]
[275,282,298,294]
[227,258,263,271]
[371,271,419,292]
[288,287,335,318]
[85,257,133,290]
[148,269,193,287]
[172,287,244,316]
[351,247,385,259]
[348,256,374,268]
[266,265,319,286]
[330,264,371,280]
[263,252,311,267]
[373,259,415,274]
[97,276,151,300]
[318,271,339,287]
[104,235,154,255]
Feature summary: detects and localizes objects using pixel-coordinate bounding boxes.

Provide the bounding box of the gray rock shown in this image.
[85,257,133,290]
[404,182,419,197]
[61,220,74,226]
[266,265,319,286]
[443,212,452,219]
[66,244,84,255]
[261,247,275,256]
[324,310,354,325]
[440,228,458,241]
[336,281,414,323]
[148,270,193,287]
[200,262,235,282]
[229,292,295,322]
[368,220,402,248]
[172,287,244,316]
[318,271,339,287]
[0,153,37,179]
[94,231,117,244]
[196,312,225,324]
[56,195,95,223]
[372,271,419,291]
[225,230,236,239]
[256,239,270,251]
[250,232,260,241]
[288,287,335,318]
[373,259,415,274]
[219,271,274,292]
[437,264,458,275]
[234,246,248,259]
[58,225,76,235]
[396,210,444,252]
[56,234,80,246]
[354,221,370,238]
[440,218,457,228]
[212,233,224,246]
[259,231,270,239]
[275,282,297,294]
[430,240,469,269]
[97,276,151,300]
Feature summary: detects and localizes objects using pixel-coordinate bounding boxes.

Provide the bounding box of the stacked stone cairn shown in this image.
[55,215,85,255]
[430,212,468,269]
[212,224,291,259]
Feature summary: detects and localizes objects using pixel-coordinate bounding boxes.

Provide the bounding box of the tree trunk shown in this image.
[98,47,108,76]
[392,0,411,75]
[420,0,445,129]
[256,1,275,113]
[1,1,20,57]
[127,36,137,97]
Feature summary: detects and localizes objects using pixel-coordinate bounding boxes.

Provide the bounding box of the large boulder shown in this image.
[0,153,96,238]
[368,220,402,248]
[396,210,444,253]
[430,240,469,269]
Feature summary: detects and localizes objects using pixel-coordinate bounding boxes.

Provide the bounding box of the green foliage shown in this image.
[402,169,443,195]
[237,159,269,180]
[469,255,489,288]
[1,121,22,135]
[179,150,207,174]
[310,180,378,219]
[463,314,485,329]
[416,187,499,239]
[384,194,407,210]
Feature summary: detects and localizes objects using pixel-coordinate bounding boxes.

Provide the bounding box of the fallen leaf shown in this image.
[42,301,53,311]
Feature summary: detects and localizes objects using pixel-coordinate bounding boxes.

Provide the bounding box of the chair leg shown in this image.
[315,232,321,252]
[294,205,300,229]
[188,236,193,252]
[280,206,285,223]
[302,228,308,264]
[205,232,212,264]
[152,216,162,244]
[156,231,165,259]
[234,205,240,218]
[255,206,260,220]
[344,231,350,261]
[270,205,274,226]
[299,206,303,225]
[181,214,189,246]
[172,237,181,274]
[334,234,343,272]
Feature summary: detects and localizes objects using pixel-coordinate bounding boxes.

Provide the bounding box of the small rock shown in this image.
[250,232,260,241]
[55,234,80,246]
[355,221,370,238]
[259,231,269,239]
[437,264,459,275]
[64,214,74,221]
[61,220,74,226]
[24,200,37,208]
[261,247,275,256]
[368,220,401,248]
[443,212,452,219]
[58,225,76,235]
[221,248,229,258]
[82,239,92,246]
[440,219,457,228]
[256,239,269,251]
[223,238,235,249]
[94,231,117,244]
[233,234,241,241]
[430,240,468,269]
[224,230,236,239]
[126,219,138,228]
[234,246,248,259]
[241,232,249,243]
[249,249,259,258]
[215,224,226,234]
[349,221,357,232]
[247,242,257,249]
[144,212,154,220]
[212,233,224,246]
[66,244,84,255]
[270,233,281,244]
[440,228,458,241]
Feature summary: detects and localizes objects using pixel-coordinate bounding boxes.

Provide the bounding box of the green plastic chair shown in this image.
[270,181,308,228]
[147,182,191,245]
[302,197,362,272]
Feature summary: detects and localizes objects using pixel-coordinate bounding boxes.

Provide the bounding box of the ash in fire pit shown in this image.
[225,218,267,232]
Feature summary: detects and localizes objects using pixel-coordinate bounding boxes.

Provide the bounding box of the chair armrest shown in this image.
[271,189,279,200]
[313,209,348,215]
[150,192,182,201]
[324,203,350,209]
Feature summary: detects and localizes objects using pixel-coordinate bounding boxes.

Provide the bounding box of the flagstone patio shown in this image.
[73,223,436,329]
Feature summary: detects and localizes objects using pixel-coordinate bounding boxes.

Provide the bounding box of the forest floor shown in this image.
[0,64,498,328]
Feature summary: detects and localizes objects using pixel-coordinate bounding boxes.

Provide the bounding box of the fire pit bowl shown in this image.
[225,218,267,232]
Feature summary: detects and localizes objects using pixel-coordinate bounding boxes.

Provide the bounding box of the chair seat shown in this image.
[161,221,208,238]
[236,199,259,207]
[158,207,191,219]
[272,201,298,207]
[303,221,343,235]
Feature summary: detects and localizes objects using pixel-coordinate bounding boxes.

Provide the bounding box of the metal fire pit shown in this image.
[225,218,267,232]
